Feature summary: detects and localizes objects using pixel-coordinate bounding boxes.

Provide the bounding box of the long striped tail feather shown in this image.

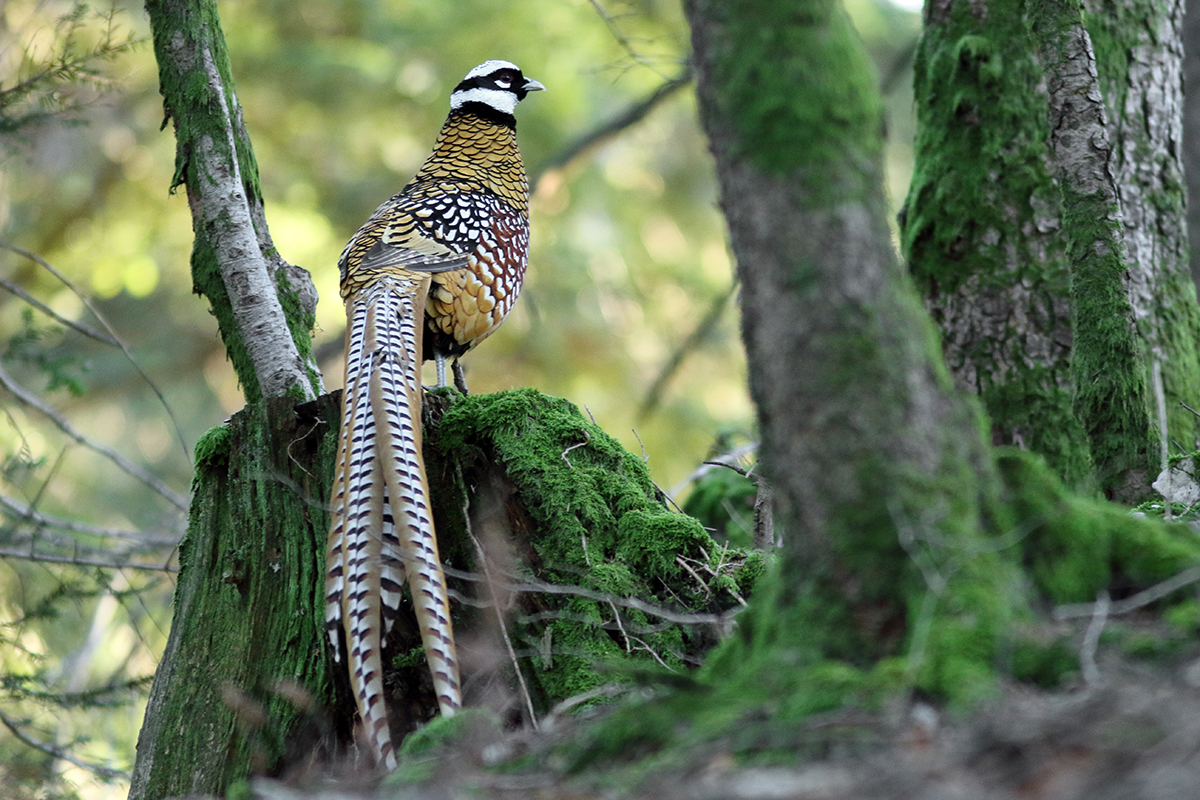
[368,277,462,716]
[325,275,462,771]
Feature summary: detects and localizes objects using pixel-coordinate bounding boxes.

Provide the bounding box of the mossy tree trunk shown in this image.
[1084,0,1200,454]
[128,397,342,800]
[901,0,1090,490]
[683,0,1025,699]
[672,0,1200,733]
[130,0,331,795]
[901,0,1192,502]
[145,0,322,402]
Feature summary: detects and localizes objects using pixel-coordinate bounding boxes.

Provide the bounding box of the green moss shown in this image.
[1059,194,1155,501]
[901,0,1092,489]
[1165,599,1200,634]
[193,424,232,469]
[1010,634,1077,688]
[701,0,882,196]
[997,449,1200,604]
[1083,0,1200,452]
[431,389,751,707]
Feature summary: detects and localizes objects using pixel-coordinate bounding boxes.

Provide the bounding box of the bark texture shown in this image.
[1185,0,1200,292]
[1085,0,1200,453]
[685,0,1018,687]
[129,396,339,800]
[903,0,1089,489]
[147,0,321,402]
[1033,0,1156,502]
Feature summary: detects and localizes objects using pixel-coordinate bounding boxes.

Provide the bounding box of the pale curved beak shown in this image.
[523,78,546,93]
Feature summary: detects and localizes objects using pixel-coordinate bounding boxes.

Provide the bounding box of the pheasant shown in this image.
[324,59,543,769]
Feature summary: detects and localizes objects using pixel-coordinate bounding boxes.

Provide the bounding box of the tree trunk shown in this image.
[128,396,340,799]
[1031,0,1156,504]
[1084,0,1200,455]
[1184,0,1200,293]
[683,0,1021,697]
[902,0,1091,490]
[902,0,1176,502]
[146,0,321,403]
[129,388,751,798]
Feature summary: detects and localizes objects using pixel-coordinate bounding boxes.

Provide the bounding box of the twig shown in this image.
[631,428,648,462]
[1054,565,1200,620]
[466,524,539,731]
[0,362,189,511]
[668,442,758,498]
[0,706,130,780]
[440,563,733,627]
[1,494,183,546]
[530,68,693,191]
[586,0,662,73]
[0,547,178,572]
[698,457,775,550]
[0,277,119,345]
[1,241,192,461]
[675,554,711,596]
[541,684,626,728]
[561,431,590,467]
[1080,590,1110,686]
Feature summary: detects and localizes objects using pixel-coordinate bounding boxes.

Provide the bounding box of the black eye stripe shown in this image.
[455,70,521,93]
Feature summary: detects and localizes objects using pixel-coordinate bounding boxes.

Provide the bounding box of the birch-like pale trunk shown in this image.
[147,0,322,402]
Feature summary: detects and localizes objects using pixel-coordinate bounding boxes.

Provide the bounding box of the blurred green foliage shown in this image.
[0,0,919,795]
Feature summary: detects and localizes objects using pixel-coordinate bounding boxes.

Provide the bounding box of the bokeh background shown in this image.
[0,0,919,796]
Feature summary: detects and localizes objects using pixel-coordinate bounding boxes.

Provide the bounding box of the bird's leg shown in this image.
[452,359,469,395]
[435,352,447,388]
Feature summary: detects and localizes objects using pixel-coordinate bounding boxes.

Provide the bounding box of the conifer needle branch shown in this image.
[0,241,193,461]
[0,706,131,780]
[0,362,189,511]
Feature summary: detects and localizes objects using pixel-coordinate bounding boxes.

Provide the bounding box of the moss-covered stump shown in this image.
[422,388,763,720]
[130,389,758,798]
[129,395,340,800]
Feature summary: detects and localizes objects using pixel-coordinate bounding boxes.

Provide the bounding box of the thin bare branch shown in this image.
[0,277,119,346]
[639,280,736,421]
[530,67,693,190]
[586,0,668,75]
[0,546,178,573]
[0,705,131,780]
[1,494,184,546]
[1080,590,1109,686]
[668,441,758,498]
[440,563,734,627]
[1054,565,1200,620]
[0,241,192,461]
[0,362,189,511]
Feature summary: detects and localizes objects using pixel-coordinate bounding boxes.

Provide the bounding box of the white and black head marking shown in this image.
[450,60,545,121]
